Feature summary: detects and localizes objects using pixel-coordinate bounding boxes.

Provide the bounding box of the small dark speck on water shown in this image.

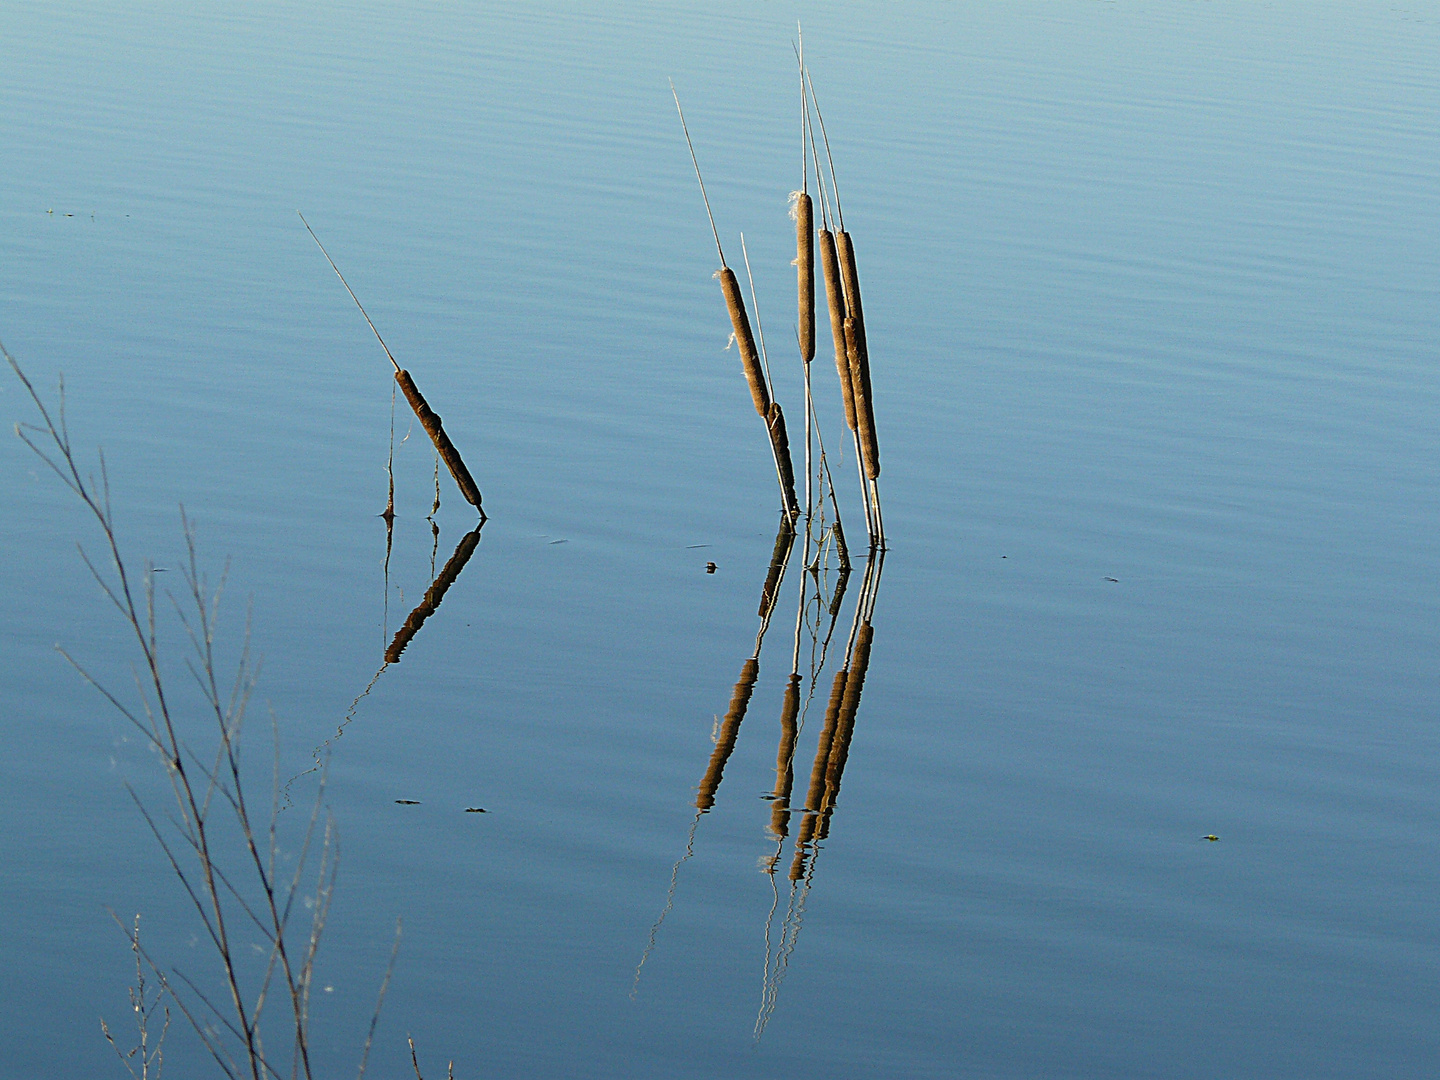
[706,562,717,574]
[550,539,568,545]
[1203,835,1220,842]
[687,544,710,549]
[1105,577,1119,583]
[395,799,420,805]
[464,807,487,813]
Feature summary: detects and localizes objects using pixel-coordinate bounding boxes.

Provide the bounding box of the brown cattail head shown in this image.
[795,193,815,364]
[836,232,879,478]
[394,369,485,512]
[835,231,866,352]
[718,267,771,417]
[766,402,802,522]
[817,229,856,431]
[844,319,881,480]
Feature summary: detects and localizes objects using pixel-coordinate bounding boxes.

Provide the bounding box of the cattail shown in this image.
[300,214,487,519]
[696,657,760,811]
[795,193,815,363]
[836,233,879,479]
[766,403,801,522]
[817,228,856,430]
[393,369,486,509]
[385,527,483,662]
[835,232,867,357]
[842,319,881,481]
[716,266,771,417]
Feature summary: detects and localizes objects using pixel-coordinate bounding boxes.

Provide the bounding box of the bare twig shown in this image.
[6,344,432,1080]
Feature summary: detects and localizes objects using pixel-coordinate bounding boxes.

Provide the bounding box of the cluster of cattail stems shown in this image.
[672,48,885,553]
[633,507,884,1034]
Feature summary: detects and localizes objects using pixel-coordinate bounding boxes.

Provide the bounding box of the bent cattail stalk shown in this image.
[718,267,771,417]
[696,657,760,811]
[795,193,815,364]
[766,402,801,523]
[394,369,486,511]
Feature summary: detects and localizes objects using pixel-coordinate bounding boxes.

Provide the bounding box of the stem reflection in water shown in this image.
[632,508,883,1043]
[288,520,484,799]
[633,516,797,995]
[756,544,882,1039]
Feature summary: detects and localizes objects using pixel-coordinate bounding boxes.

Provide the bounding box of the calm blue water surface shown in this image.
[2,2,1437,1077]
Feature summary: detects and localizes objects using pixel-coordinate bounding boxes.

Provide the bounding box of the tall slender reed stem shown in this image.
[670,81,726,268]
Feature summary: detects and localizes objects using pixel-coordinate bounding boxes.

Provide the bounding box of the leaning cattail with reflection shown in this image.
[718,265,772,417]
[671,84,800,524]
[300,214,486,520]
[836,232,883,537]
[843,314,880,488]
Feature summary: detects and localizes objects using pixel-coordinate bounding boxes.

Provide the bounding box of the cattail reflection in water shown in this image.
[631,510,883,1041]
[288,520,485,799]
[632,517,798,996]
[756,546,882,1039]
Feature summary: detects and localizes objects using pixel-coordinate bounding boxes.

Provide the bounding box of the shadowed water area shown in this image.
[2,2,1438,1077]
